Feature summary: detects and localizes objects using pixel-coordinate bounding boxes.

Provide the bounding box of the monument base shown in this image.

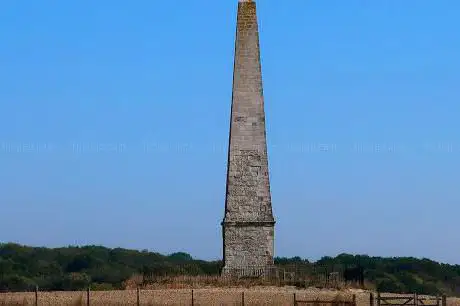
[220,264,277,279]
[221,221,275,278]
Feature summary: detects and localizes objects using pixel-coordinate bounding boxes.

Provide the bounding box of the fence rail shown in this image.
[374,293,447,306]
[295,294,356,306]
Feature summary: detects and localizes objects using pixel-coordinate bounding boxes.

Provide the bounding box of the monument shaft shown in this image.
[222,0,275,273]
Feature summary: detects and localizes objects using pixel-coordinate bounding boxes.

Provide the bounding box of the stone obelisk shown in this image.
[222,0,275,275]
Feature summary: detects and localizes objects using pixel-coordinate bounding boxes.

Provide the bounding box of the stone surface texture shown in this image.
[222,0,275,274]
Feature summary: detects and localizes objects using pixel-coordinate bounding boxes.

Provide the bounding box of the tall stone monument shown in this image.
[222,0,275,275]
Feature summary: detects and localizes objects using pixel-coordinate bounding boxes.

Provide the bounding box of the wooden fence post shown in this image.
[353,294,356,306]
[370,292,374,306]
[294,292,297,306]
[86,287,90,306]
[414,293,418,306]
[34,285,38,306]
[278,269,282,287]
[442,295,447,306]
[242,291,245,306]
[191,289,194,306]
[137,286,140,306]
[295,263,298,283]
[377,292,381,306]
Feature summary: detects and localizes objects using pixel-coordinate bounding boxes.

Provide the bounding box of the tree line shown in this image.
[1,243,460,296]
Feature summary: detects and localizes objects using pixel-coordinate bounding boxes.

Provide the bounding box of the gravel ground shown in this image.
[1,288,459,306]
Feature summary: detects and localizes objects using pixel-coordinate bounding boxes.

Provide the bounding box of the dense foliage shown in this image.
[1,243,460,296]
[0,243,220,292]
[275,254,460,296]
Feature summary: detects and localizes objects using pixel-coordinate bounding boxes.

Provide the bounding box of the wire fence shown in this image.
[139,263,364,289]
[0,287,360,306]
[0,287,450,306]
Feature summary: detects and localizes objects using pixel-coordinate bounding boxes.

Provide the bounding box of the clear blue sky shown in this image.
[1,0,459,264]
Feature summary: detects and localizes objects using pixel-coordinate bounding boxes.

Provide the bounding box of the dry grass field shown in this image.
[1,288,460,306]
